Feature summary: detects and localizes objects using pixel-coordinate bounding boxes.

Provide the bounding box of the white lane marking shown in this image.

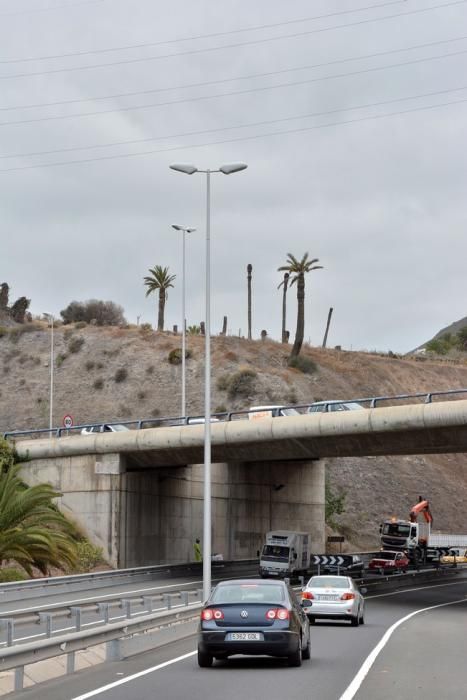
[71,651,197,699]
[366,579,467,599]
[339,597,467,700]
[0,580,202,616]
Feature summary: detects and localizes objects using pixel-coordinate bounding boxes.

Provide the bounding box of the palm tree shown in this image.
[278,272,290,344]
[0,449,77,575]
[278,253,323,358]
[143,266,176,331]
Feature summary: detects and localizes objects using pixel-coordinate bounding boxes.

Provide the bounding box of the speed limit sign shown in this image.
[63,414,74,429]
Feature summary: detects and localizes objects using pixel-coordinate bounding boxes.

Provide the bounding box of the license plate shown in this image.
[226,632,263,641]
[317,595,339,601]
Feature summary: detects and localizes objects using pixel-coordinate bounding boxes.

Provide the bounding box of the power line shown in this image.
[2,83,467,160]
[1,33,466,113]
[1,46,466,128]
[1,95,466,174]
[0,1,405,62]
[1,0,466,80]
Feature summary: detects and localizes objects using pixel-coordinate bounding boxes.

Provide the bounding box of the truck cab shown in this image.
[259,531,310,578]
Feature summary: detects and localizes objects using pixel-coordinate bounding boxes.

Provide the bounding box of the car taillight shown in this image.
[201,608,224,621]
[302,591,314,600]
[266,608,290,620]
[340,593,356,601]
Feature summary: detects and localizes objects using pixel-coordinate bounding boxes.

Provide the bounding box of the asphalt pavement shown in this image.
[12,575,467,700]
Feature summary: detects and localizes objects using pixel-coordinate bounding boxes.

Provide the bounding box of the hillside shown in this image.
[1,323,467,549]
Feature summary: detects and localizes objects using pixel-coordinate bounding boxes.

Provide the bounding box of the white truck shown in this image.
[248,405,301,419]
[259,530,311,578]
[379,498,467,563]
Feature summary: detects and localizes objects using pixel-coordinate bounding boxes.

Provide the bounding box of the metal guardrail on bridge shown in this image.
[3,388,467,440]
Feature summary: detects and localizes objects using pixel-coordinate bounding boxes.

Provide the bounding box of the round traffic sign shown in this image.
[63,414,74,429]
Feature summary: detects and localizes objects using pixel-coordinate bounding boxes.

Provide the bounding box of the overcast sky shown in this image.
[1,0,466,353]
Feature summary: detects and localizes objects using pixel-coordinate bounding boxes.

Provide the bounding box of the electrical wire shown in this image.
[1,33,466,113]
[1,0,466,80]
[0,1,405,63]
[1,82,466,160]
[1,46,466,128]
[1,95,466,173]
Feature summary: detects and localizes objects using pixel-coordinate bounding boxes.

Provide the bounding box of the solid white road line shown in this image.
[339,597,467,700]
[70,651,197,699]
[366,578,467,598]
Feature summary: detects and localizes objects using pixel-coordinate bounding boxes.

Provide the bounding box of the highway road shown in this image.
[14,574,467,700]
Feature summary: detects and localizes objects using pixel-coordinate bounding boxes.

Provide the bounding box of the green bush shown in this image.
[215,404,227,414]
[0,327,7,338]
[140,323,152,332]
[227,368,257,399]
[72,541,104,573]
[325,480,346,528]
[167,348,192,365]
[68,337,85,354]
[114,367,128,383]
[93,378,104,390]
[56,353,67,367]
[74,321,87,329]
[216,375,230,391]
[287,355,317,374]
[0,568,28,583]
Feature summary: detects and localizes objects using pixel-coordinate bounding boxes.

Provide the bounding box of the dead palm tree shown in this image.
[278,272,290,344]
[143,266,176,331]
[247,264,253,340]
[278,253,323,358]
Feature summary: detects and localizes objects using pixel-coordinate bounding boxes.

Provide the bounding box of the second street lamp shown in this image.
[172,224,196,418]
[43,312,54,436]
[169,162,247,601]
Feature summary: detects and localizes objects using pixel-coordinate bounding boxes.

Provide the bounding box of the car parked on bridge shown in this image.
[197,579,310,667]
[368,550,409,574]
[301,575,365,626]
[307,401,366,413]
[81,424,130,435]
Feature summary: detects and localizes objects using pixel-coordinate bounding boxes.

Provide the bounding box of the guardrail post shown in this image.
[1,619,15,647]
[38,612,53,638]
[181,591,189,606]
[143,597,153,613]
[67,651,76,675]
[14,666,24,691]
[97,602,110,624]
[162,594,172,610]
[122,599,132,618]
[197,588,204,602]
[70,607,82,632]
[285,578,290,585]
[298,576,304,587]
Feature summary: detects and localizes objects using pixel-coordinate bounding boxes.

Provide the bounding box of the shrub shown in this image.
[227,368,257,399]
[85,360,95,371]
[75,321,87,329]
[224,351,238,361]
[167,348,192,365]
[187,325,201,335]
[61,300,126,327]
[325,480,346,528]
[151,408,160,416]
[72,541,104,573]
[146,365,155,375]
[56,353,67,367]
[216,375,230,391]
[0,568,28,583]
[215,404,227,414]
[96,362,104,369]
[0,327,7,338]
[68,337,85,354]
[137,390,147,400]
[114,368,128,383]
[140,323,152,332]
[93,378,104,390]
[3,366,10,375]
[287,355,317,374]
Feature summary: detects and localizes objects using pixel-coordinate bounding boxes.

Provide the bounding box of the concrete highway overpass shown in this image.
[12,399,467,569]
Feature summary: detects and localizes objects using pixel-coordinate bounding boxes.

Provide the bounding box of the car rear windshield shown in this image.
[374,552,397,560]
[211,583,286,604]
[307,576,349,588]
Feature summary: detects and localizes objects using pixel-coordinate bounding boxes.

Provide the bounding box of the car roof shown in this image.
[216,578,287,587]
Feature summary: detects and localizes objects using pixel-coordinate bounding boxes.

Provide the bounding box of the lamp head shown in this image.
[169,163,198,175]
[219,162,248,175]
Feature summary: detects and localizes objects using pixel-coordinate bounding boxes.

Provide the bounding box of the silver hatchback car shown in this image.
[301,575,365,626]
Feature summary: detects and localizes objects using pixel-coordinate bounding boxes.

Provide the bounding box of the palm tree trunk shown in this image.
[247,264,252,340]
[157,290,165,331]
[281,273,289,343]
[290,273,305,358]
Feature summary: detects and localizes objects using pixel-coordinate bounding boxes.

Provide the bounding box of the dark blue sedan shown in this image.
[197,579,310,667]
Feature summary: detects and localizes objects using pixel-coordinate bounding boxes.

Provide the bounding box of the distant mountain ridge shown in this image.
[410,315,467,354]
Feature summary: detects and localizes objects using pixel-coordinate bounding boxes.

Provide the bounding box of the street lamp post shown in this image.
[43,312,54,436]
[172,224,196,418]
[169,162,247,600]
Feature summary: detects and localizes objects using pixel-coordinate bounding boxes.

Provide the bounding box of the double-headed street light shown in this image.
[169,162,248,601]
[171,224,196,418]
[43,312,54,436]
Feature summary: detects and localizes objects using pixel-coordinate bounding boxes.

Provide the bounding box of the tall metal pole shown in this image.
[181,230,186,417]
[49,315,54,435]
[203,170,212,601]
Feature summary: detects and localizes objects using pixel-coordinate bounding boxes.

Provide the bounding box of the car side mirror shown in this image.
[360,587,367,595]
[301,599,312,608]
